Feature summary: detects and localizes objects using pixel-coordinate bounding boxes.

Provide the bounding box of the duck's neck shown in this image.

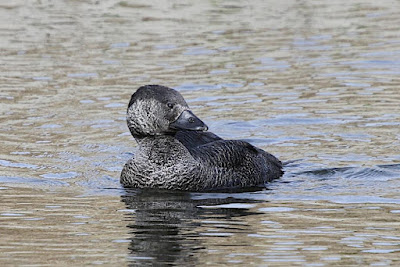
[133,133,177,146]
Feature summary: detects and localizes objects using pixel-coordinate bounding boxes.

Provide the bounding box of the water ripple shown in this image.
[297,165,400,181]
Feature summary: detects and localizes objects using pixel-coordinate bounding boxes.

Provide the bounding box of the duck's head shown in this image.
[127,85,208,137]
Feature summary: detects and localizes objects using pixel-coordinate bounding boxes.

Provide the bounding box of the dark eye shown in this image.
[167,103,174,109]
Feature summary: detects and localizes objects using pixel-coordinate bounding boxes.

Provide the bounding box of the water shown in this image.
[1,0,400,265]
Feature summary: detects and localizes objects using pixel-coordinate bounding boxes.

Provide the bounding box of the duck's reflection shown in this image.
[121,189,263,266]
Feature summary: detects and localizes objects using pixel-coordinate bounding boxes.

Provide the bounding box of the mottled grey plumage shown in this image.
[120,85,283,191]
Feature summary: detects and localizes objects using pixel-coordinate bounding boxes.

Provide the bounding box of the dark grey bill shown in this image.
[169,110,208,131]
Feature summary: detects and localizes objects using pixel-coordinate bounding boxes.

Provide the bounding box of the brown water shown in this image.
[1,0,400,265]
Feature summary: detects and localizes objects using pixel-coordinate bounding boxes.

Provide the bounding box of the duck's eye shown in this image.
[167,103,174,109]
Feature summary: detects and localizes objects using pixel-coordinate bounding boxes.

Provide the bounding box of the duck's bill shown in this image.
[169,110,208,131]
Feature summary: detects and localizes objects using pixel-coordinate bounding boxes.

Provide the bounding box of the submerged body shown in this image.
[120,85,283,191]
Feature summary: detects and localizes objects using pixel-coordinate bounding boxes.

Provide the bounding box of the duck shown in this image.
[120,85,283,191]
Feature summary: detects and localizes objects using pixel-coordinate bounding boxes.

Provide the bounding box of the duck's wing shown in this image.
[193,140,283,185]
[174,130,222,149]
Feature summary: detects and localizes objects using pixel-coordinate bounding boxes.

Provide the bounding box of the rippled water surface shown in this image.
[1,0,400,265]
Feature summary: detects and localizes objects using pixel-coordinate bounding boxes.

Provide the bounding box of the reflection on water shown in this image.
[122,190,262,265]
[123,190,201,265]
[1,0,400,265]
